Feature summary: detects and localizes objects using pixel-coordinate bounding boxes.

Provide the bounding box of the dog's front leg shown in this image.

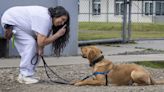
[74,78,105,86]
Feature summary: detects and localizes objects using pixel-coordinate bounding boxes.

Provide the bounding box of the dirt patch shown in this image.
[0,64,164,92]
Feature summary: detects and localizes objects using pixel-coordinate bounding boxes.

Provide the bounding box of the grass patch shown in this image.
[79,30,121,40]
[79,22,164,31]
[79,22,164,41]
[132,23,164,32]
[79,22,122,31]
[134,61,164,69]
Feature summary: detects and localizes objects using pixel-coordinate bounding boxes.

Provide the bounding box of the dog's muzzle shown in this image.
[81,54,87,58]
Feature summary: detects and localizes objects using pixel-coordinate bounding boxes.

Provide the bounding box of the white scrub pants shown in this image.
[13,27,38,76]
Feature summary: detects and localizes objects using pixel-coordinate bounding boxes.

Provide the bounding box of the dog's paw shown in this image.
[70,81,77,85]
[70,80,81,85]
[132,83,138,86]
[74,82,83,86]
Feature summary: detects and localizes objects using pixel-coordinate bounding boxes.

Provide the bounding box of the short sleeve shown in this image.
[31,16,51,36]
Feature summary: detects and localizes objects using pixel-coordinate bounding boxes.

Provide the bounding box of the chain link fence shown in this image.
[78,0,164,42]
[130,0,164,40]
[78,0,123,42]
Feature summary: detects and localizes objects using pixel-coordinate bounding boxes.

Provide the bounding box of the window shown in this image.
[143,1,153,16]
[155,1,164,16]
[92,0,101,15]
[143,1,164,16]
[115,0,124,15]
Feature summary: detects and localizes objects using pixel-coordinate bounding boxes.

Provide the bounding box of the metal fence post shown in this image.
[107,0,109,23]
[89,0,91,22]
[122,0,128,43]
[127,0,132,42]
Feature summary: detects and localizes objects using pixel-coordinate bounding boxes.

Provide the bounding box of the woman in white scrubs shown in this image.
[1,6,70,84]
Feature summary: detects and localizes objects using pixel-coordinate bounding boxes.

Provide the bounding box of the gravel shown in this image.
[0,64,164,92]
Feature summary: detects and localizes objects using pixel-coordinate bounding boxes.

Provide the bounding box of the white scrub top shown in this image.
[1,6,52,37]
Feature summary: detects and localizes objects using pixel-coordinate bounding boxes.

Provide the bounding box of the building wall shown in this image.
[78,0,161,23]
[57,0,78,56]
[130,1,153,23]
[0,0,78,57]
[78,0,90,21]
[154,16,164,24]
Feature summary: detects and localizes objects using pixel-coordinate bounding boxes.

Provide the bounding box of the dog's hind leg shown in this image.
[131,70,151,85]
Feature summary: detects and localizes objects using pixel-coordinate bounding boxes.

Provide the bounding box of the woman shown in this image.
[1,5,70,84]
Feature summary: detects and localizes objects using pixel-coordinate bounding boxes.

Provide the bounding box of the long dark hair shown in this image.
[48,6,70,56]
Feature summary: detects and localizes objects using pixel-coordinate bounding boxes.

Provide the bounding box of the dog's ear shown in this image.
[90,46,102,54]
[87,49,96,61]
[81,47,89,58]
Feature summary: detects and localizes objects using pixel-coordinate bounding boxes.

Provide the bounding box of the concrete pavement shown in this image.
[1,54,164,68]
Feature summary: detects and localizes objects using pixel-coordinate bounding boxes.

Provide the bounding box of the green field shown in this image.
[79,22,164,41]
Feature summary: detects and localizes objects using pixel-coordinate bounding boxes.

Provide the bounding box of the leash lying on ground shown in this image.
[31,54,71,85]
[31,54,109,85]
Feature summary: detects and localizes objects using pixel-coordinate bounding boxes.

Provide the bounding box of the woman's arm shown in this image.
[37,26,66,47]
[36,25,66,55]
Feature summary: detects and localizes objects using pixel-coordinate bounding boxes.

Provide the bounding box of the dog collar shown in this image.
[90,55,104,67]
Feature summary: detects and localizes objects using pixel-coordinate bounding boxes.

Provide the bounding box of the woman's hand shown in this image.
[38,47,44,56]
[5,29,13,40]
[56,24,66,37]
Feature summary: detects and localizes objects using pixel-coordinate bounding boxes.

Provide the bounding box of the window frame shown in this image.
[155,1,164,16]
[115,0,124,16]
[92,0,101,15]
[143,1,153,16]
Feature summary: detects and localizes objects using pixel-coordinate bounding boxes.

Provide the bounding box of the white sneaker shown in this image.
[17,74,39,84]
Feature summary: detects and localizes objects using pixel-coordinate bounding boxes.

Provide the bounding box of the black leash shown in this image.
[105,74,108,86]
[31,54,109,85]
[31,54,71,85]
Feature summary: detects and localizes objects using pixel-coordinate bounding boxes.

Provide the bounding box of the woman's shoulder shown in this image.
[4,5,47,14]
[26,6,49,17]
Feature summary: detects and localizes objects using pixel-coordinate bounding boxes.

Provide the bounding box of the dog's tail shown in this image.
[150,77,164,85]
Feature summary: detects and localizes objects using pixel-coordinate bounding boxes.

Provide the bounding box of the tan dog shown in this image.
[74,46,164,86]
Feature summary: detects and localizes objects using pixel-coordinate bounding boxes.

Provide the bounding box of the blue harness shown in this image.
[82,71,110,86]
[93,71,109,76]
[82,55,110,86]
